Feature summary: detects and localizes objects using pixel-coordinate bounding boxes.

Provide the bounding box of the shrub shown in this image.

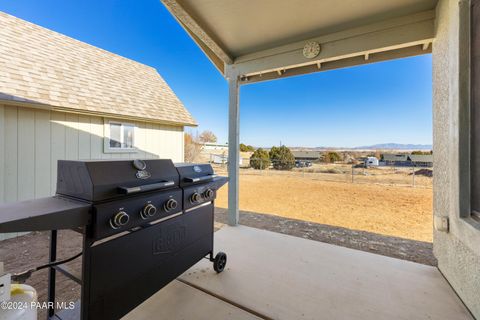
[250,148,271,169]
[325,151,341,163]
[269,146,295,170]
[411,150,432,155]
[184,132,201,162]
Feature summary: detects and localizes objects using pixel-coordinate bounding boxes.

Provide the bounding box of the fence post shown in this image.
[351,165,354,183]
[412,165,416,187]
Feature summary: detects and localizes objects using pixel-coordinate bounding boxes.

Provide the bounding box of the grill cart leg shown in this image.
[47,230,57,319]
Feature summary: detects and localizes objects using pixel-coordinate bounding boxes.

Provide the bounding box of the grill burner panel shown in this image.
[0,159,228,320]
[92,188,182,240]
[183,181,219,210]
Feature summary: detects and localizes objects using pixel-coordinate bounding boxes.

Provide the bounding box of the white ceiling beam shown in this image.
[234,10,435,78]
[240,45,431,85]
[161,0,233,68]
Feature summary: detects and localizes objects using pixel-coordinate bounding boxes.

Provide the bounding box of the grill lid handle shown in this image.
[184,174,217,183]
[118,181,175,195]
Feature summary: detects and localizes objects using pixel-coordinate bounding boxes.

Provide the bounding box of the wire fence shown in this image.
[210,157,433,188]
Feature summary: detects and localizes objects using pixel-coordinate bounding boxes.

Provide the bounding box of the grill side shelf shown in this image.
[0,196,90,233]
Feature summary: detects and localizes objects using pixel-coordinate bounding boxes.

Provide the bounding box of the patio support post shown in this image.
[227,70,240,226]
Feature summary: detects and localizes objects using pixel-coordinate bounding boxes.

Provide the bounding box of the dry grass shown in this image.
[215,174,433,242]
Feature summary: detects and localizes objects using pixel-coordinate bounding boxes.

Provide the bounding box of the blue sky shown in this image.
[0,0,432,148]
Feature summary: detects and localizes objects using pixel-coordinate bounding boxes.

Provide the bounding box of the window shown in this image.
[471,0,480,221]
[104,120,136,153]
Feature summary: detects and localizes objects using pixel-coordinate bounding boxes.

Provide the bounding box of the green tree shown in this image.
[269,146,295,170]
[240,143,255,152]
[325,151,341,163]
[250,148,271,169]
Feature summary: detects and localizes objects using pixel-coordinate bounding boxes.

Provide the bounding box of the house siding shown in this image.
[433,0,480,318]
[0,104,184,240]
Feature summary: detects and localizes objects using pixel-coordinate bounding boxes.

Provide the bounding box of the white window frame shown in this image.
[104,119,137,153]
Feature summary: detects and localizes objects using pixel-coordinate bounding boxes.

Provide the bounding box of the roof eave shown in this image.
[0,99,197,127]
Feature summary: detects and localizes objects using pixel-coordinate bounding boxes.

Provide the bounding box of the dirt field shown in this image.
[215,175,433,242]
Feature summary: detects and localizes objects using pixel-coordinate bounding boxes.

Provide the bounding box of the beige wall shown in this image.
[0,104,184,240]
[433,0,480,318]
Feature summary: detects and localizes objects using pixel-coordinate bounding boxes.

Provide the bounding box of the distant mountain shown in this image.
[353,143,432,150]
[263,143,433,151]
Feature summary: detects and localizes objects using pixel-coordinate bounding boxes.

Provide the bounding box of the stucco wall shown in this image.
[433,0,480,318]
[0,104,184,240]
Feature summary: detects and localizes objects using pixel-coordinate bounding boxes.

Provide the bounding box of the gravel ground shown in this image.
[0,208,435,318]
[0,230,83,319]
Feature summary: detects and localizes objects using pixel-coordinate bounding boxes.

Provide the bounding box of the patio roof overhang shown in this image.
[161,0,436,82]
[160,0,438,225]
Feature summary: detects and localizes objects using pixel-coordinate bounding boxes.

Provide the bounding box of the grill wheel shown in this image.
[213,252,227,273]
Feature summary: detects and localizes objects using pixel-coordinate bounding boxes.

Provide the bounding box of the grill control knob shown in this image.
[190,192,201,204]
[110,211,130,229]
[141,204,157,219]
[204,188,214,199]
[164,198,178,212]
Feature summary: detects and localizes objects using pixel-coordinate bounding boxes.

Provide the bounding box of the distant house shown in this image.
[202,142,229,151]
[210,154,227,164]
[292,151,322,162]
[0,12,196,235]
[381,154,433,167]
[210,154,243,166]
[408,154,433,167]
[381,154,410,166]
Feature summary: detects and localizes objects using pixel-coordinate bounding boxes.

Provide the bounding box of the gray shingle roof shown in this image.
[382,154,408,162]
[0,12,196,126]
[292,151,322,159]
[408,154,433,163]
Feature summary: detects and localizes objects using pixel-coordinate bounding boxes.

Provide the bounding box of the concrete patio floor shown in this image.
[125,225,473,320]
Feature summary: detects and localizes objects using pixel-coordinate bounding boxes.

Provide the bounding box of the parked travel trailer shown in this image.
[365,157,379,167]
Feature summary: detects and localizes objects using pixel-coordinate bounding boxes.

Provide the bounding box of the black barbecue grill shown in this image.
[0,159,228,320]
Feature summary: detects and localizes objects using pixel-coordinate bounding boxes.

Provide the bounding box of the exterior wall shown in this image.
[0,104,184,240]
[433,0,480,318]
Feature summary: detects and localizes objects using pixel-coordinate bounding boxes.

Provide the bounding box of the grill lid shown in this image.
[56,159,179,202]
[175,163,217,187]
